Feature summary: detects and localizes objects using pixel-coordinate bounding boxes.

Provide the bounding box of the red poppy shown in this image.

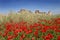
[45,39,50,40]
[5,22,12,32]
[25,29,32,34]
[41,29,46,33]
[7,35,14,39]
[5,22,12,28]
[20,37,23,40]
[50,25,58,31]
[7,38,11,40]
[33,23,39,27]
[14,29,19,34]
[19,29,23,32]
[3,33,7,37]
[55,18,60,24]
[47,20,52,24]
[25,30,29,34]
[48,33,53,39]
[19,21,27,25]
[21,26,27,31]
[21,34,25,38]
[45,35,50,39]
[43,26,50,31]
[14,23,19,29]
[34,30,38,37]
[32,37,35,40]
[29,25,34,29]
[44,33,53,40]
[29,30,32,33]
[57,35,60,40]
[55,29,60,32]
[3,30,8,37]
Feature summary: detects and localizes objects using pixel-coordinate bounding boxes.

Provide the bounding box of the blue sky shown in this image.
[0,0,60,14]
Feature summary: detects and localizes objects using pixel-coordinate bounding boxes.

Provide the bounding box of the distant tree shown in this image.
[35,10,40,14]
[47,11,52,16]
[18,9,33,14]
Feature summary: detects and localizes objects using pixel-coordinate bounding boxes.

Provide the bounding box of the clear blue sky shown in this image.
[0,0,60,14]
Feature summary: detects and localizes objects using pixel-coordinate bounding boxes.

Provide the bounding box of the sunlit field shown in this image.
[0,11,60,40]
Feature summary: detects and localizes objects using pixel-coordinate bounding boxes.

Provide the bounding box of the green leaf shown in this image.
[51,38,57,40]
[0,35,2,39]
[37,37,43,40]
[26,33,33,38]
[38,31,43,37]
[3,36,8,40]
[8,32,13,35]
[14,32,22,40]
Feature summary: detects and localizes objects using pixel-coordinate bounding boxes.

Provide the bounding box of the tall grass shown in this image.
[0,12,60,24]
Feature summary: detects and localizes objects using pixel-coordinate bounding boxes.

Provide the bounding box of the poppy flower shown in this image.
[25,29,32,34]
[33,23,39,27]
[57,35,60,40]
[50,25,58,31]
[45,39,50,40]
[19,29,23,32]
[34,30,38,37]
[25,30,29,34]
[7,35,14,39]
[20,37,23,40]
[48,33,53,39]
[43,26,50,30]
[3,30,8,37]
[41,29,46,33]
[44,34,53,40]
[32,37,35,40]
[15,29,19,33]
[14,23,19,29]
[55,18,60,24]
[45,35,50,39]
[7,38,11,40]
[21,34,25,38]
[55,29,60,32]
[29,30,32,33]
[3,33,7,37]
[29,25,34,29]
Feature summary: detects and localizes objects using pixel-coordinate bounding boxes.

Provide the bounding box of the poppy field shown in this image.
[0,13,60,40]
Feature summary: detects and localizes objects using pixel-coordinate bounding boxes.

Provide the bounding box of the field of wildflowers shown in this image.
[0,13,60,40]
